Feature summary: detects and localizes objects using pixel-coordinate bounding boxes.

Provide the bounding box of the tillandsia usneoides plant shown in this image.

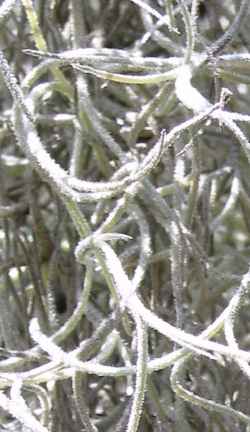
[1,0,250,431]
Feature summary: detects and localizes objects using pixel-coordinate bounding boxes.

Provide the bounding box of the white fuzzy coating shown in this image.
[175,65,211,113]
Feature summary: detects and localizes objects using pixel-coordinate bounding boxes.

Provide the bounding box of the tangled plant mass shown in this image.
[1,0,250,431]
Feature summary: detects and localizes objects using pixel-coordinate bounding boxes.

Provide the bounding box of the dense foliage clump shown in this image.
[1,1,250,431]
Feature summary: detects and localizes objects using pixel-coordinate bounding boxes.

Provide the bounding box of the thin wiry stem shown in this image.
[170,356,250,425]
[177,0,194,63]
[126,314,148,432]
[73,371,98,432]
[209,0,249,55]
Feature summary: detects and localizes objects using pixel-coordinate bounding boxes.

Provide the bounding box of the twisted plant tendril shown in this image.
[0,1,250,432]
